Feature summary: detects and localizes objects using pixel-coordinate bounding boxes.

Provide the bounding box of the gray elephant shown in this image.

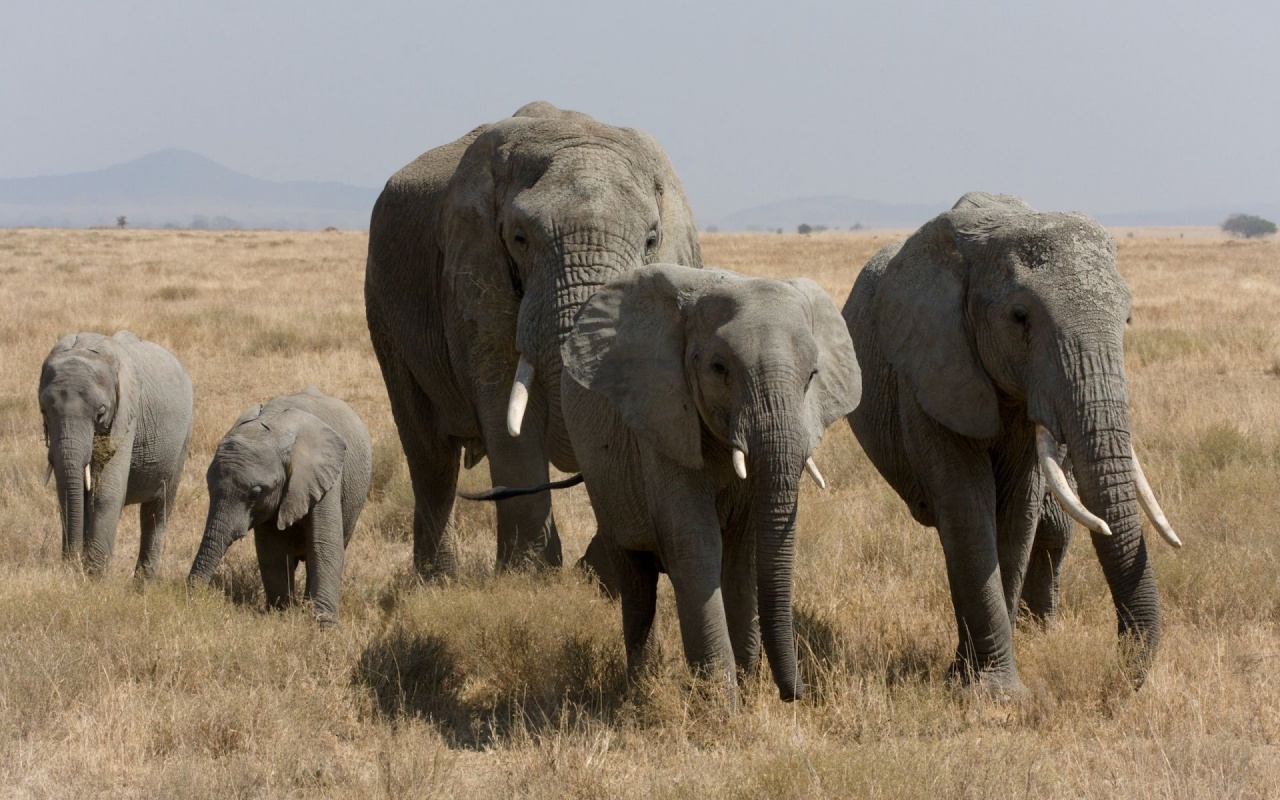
[561,264,860,702]
[365,101,701,579]
[187,387,372,626]
[38,331,193,578]
[843,192,1181,696]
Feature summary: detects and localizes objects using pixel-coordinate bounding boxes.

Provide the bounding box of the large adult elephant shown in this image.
[561,264,860,703]
[38,331,193,578]
[843,192,1181,697]
[365,102,701,578]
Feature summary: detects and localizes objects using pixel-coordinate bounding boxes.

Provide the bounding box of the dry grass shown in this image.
[1,227,1278,797]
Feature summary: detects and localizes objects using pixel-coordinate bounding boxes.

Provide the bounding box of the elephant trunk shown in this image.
[517,228,639,465]
[744,389,808,702]
[1062,362,1161,683]
[51,422,92,562]
[188,500,248,584]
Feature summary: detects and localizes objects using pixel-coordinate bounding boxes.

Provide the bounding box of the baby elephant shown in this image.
[188,387,372,626]
[39,331,193,578]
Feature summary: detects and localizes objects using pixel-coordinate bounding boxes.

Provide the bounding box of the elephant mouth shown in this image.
[1034,424,1181,548]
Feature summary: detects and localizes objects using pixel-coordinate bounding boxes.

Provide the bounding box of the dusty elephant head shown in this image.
[564,264,860,700]
[188,405,346,583]
[439,103,702,462]
[871,195,1175,676]
[38,333,136,562]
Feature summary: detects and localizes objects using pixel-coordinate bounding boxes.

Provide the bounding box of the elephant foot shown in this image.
[945,659,1028,702]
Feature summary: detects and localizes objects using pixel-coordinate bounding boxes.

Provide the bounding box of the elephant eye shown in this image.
[645,227,660,252]
[710,359,728,378]
[806,369,818,390]
[512,230,528,247]
[1011,305,1029,326]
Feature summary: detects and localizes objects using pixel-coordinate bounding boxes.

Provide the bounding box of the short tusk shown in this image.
[506,356,534,438]
[804,457,826,490]
[85,464,92,493]
[1131,446,1182,548]
[1036,425,1111,537]
[732,448,747,480]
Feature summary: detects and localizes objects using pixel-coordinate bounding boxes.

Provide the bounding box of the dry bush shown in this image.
[0,227,1278,797]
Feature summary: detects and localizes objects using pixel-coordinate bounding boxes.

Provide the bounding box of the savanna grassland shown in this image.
[0,226,1278,798]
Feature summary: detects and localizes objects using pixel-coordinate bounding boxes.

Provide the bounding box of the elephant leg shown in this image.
[992,433,1043,625]
[901,402,1023,696]
[135,480,177,580]
[1020,491,1073,627]
[303,490,345,627]
[616,547,662,680]
[481,400,562,571]
[577,531,621,598]
[721,508,760,677]
[255,530,296,610]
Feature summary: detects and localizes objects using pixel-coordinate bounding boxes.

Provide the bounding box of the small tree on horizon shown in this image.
[116,215,127,229]
[1222,213,1276,239]
[798,223,812,235]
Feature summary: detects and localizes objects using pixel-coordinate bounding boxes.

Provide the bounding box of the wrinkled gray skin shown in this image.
[188,387,372,626]
[844,192,1160,696]
[365,101,701,579]
[563,264,860,703]
[38,331,192,578]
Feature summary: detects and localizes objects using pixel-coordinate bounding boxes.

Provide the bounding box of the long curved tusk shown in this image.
[506,356,535,438]
[804,457,826,490]
[732,448,748,480]
[84,463,92,493]
[1131,446,1182,548]
[1036,425,1111,537]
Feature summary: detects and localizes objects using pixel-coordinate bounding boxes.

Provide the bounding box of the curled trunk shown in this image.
[189,502,248,583]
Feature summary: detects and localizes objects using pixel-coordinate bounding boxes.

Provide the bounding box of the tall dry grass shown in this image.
[0,227,1277,797]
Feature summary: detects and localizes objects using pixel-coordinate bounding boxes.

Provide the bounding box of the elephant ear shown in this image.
[278,411,347,530]
[231,403,264,431]
[627,129,703,269]
[784,279,862,452]
[874,211,1000,439]
[563,264,712,469]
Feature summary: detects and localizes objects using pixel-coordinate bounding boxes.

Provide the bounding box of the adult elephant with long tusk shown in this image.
[843,191,1180,697]
[365,101,701,578]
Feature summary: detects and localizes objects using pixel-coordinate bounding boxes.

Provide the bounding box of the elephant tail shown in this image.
[457,473,584,502]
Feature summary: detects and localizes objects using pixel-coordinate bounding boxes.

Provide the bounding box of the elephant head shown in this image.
[38,333,136,563]
[188,405,346,583]
[564,264,860,700]
[873,197,1176,674]
[440,103,701,462]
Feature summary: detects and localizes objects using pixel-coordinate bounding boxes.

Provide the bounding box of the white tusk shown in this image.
[804,457,826,490]
[1131,446,1182,548]
[1036,425,1111,537]
[732,448,748,480]
[506,356,535,438]
[84,464,92,493]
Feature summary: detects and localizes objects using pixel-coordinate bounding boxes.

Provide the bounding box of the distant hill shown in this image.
[0,149,380,229]
[710,195,946,232]
[711,194,1280,232]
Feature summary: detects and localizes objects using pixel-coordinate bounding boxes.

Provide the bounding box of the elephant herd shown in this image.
[37,101,1182,707]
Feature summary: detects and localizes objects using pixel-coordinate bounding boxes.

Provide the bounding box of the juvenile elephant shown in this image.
[38,331,192,578]
[187,387,372,626]
[365,101,701,579]
[562,264,860,702]
[844,192,1181,696]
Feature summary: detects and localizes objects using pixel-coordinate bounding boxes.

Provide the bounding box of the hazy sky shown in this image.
[3,0,1276,220]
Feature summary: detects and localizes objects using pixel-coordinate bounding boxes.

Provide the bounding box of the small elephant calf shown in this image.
[188,387,372,625]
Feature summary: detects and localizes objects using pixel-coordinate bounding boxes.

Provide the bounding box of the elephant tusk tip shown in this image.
[804,456,826,490]
[732,448,747,480]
